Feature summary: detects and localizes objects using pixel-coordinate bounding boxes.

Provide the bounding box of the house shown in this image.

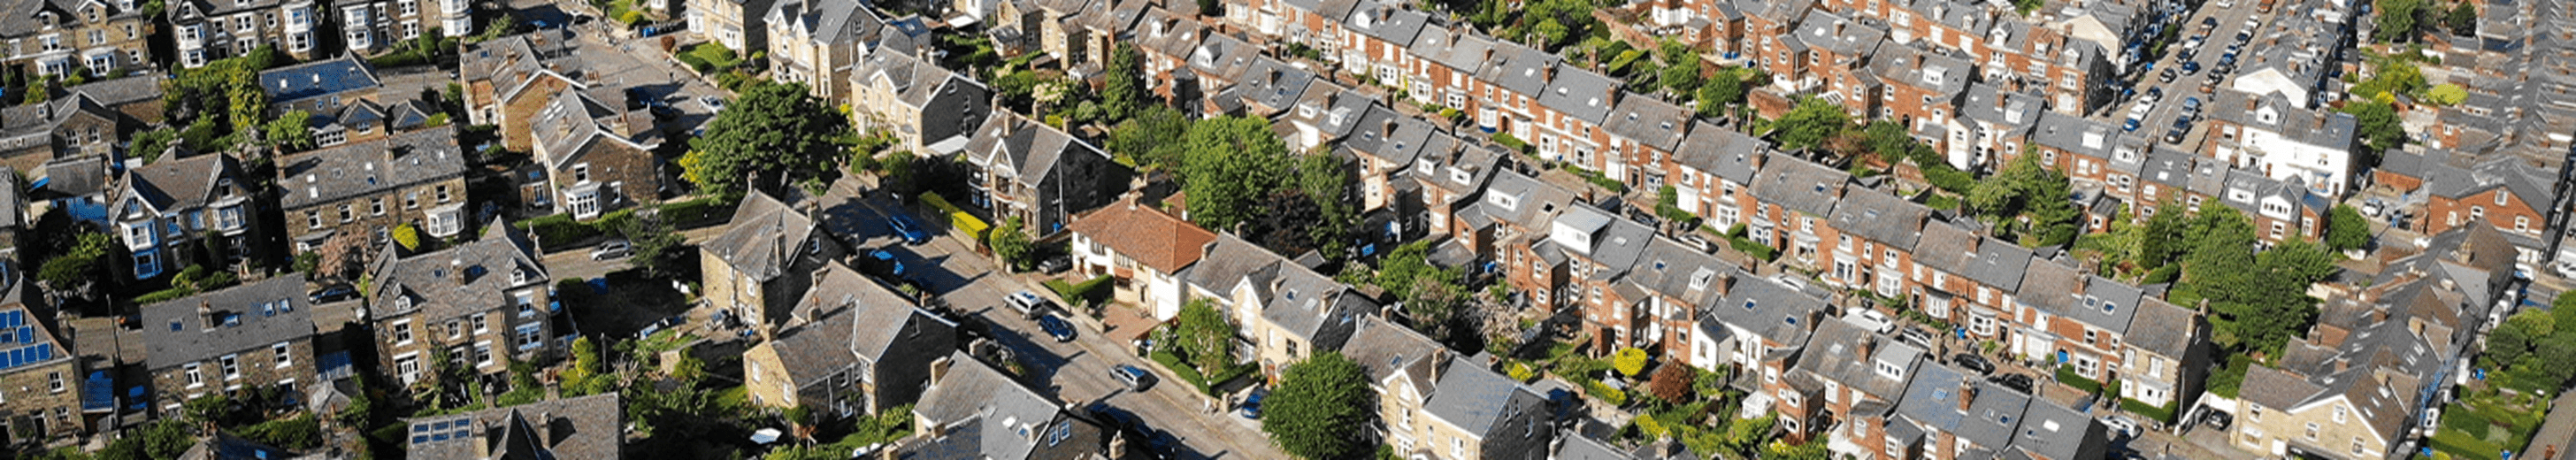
[456,28,579,145]
[742,262,957,415]
[1820,188,1928,296]
[258,57,381,118]
[2423,157,2550,238]
[686,0,779,54]
[28,154,110,226]
[364,222,558,385]
[1599,95,1691,189]
[848,48,993,157]
[1876,362,2111,460]
[1943,84,2045,171]
[2202,89,2359,196]
[2007,256,2144,381]
[1669,122,1768,231]
[1777,317,1922,451]
[1065,0,1147,72]
[1343,316,1452,453]
[1690,274,1827,410]
[138,274,319,412]
[405,393,625,460]
[0,0,154,75]
[1409,139,1509,240]
[2116,297,2206,411]
[334,0,455,56]
[1339,111,1439,212]
[526,85,662,220]
[1449,169,1583,296]
[277,126,470,254]
[763,0,886,100]
[0,93,126,173]
[700,191,845,338]
[1541,203,1655,352]
[1530,64,1618,169]
[0,259,81,441]
[961,112,1130,237]
[899,350,1108,460]
[111,152,261,280]
[1744,155,1848,268]
[1615,236,1740,359]
[1064,199,1219,320]
[176,432,296,460]
[1179,234,1371,379]
[58,75,168,124]
[1410,357,1554,460]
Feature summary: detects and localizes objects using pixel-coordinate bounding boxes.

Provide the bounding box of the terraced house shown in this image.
[0,261,81,442]
[168,0,318,67]
[364,223,559,385]
[278,126,470,252]
[138,275,318,412]
[111,152,260,280]
[0,0,152,77]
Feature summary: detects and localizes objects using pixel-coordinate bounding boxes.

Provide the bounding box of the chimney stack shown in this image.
[198,301,216,330]
[1857,335,1876,359]
[1957,384,1978,411]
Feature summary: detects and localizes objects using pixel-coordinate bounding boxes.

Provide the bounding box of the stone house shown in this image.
[277,126,469,254]
[1177,234,1369,380]
[111,152,261,280]
[763,0,885,101]
[0,0,153,76]
[527,85,661,220]
[686,0,779,54]
[405,393,625,460]
[456,29,579,148]
[901,350,1108,459]
[742,263,956,416]
[138,274,319,413]
[364,223,558,385]
[0,261,80,442]
[700,191,845,339]
[961,111,1129,237]
[0,95,125,173]
[848,48,992,157]
[2116,296,2206,410]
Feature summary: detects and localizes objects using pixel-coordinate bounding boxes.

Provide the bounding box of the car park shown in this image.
[1037,314,1076,341]
[590,240,632,260]
[1952,353,1996,374]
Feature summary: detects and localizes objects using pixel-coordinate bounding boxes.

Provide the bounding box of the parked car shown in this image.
[2181,60,2201,76]
[1899,326,1935,349]
[2158,68,2178,83]
[1952,353,1996,374]
[590,240,632,260]
[1038,314,1076,341]
[1085,402,1144,431]
[2202,409,2235,429]
[2200,17,2220,30]
[1036,257,1071,273]
[2181,96,2203,114]
[699,96,727,111]
[887,213,932,244]
[2143,87,2164,104]
[1110,364,1155,391]
[1007,291,1054,318]
[2123,118,2142,132]
[1240,388,1268,419]
[2166,126,2189,144]
[868,249,906,276]
[2100,415,2141,439]
[1990,372,2035,394]
[308,282,357,303]
[1844,308,1897,334]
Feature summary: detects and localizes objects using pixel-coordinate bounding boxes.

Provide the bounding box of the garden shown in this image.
[2426,388,2549,460]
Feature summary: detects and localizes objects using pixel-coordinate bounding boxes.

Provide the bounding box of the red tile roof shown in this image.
[1065,202,1217,273]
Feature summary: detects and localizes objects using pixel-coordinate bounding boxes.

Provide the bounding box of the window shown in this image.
[436,185,450,203]
[517,293,537,317]
[446,319,462,339]
[307,211,321,228]
[404,191,419,209]
[338,204,353,222]
[516,324,541,349]
[1450,437,1464,458]
[2334,405,2348,424]
[475,342,494,367]
[2304,422,2319,441]
[395,355,420,383]
[272,342,292,367]
[2498,190,2511,206]
[220,355,240,380]
[184,364,203,387]
[473,315,488,333]
[47,372,63,393]
[394,320,414,344]
[371,198,385,216]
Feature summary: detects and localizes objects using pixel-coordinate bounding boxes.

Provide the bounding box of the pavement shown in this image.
[809,177,1284,460]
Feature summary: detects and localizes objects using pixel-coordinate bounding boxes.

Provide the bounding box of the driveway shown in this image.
[812,177,1284,459]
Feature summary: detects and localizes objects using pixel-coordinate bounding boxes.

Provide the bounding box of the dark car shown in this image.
[2166,126,2189,144]
[1240,388,1268,419]
[2158,67,2178,83]
[308,283,357,303]
[868,249,906,276]
[1038,315,1076,341]
[2181,60,2201,75]
[1990,372,2036,394]
[2181,96,2203,113]
[1036,257,1071,273]
[2123,118,2142,132]
[1084,401,1144,430]
[1111,364,1155,391]
[2143,87,2164,104]
[1952,353,1996,374]
[2200,17,2219,29]
[2202,409,2235,429]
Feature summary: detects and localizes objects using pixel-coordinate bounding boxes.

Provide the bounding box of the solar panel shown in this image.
[19,327,32,343]
[38,344,51,360]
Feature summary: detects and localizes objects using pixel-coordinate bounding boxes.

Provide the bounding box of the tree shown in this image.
[131,126,178,162]
[36,232,111,303]
[681,81,852,199]
[2488,310,2553,364]
[1178,116,1292,232]
[2426,83,2469,105]
[1261,352,1374,459]
[1612,348,1649,377]
[1107,106,1190,171]
[620,212,688,278]
[2343,100,2404,155]
[988,217,1037,271]
[1290,153,1357,257]
[1647,363,1692,403]
[2020,164,2082,247]
[559,337,608,396]
[1695,69,1745,118]
[2326,204,2371,251]
[1773,97,1852,151]
[2447,2,2477,35]
[264,110,316,152]
[2374,0,2422,42]
[1376,241,1468,339]
[1657,40,1703,94]
[1176,298,1237,375]
[1102,44,1146,123]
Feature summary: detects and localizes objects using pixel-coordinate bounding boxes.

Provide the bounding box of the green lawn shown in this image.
[2430,391,2550,460]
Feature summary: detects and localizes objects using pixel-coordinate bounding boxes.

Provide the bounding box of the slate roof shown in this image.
[1603,96,1692,152]
[1256,259,1369,346]
[1423,360,1552,439]
[1177,234,1277,296]
[1482,43,1561,98]
[1872,44,1973,96]
[406,393,624,460]
[1537,65,1620,124]
[122,151,242,211]
[702,191,824,282]
[1706,275,1828,346]
[2122,297,2196,357]
[1185,32,1261,83]
[63,76,164,109]
[279,126,466,211]
[1794,11,1886,58]
[1961,236,2031,292]
[962,112,1102,188]
[139,274,316,371]
[1623,237,1739,309]
[530,86,655,169]
[1959,84,2045,134]
[1066,203,1216,273]
[910,351,1100,460]
[1552,433,1630,460]
[1747,156,1848,217]
[1672,123,1767,184]
[1459,169,1579,232]
[1911,219,1980,274]
[2428,157,2555,203]
[1343,3,1428,46]
[2007,397,2107,460]
[1341,316,1446,384]
[258,58,381,104]
[767,0,883,47]
[1826,188,1929,248]
[1412,26,1497,74]
[1787,317,1923,416]
[2061,274,2146,334]
[178,432,294,460]
[1234,58,1316,115]
[366,223,548,323]
[1341,106,1438,166]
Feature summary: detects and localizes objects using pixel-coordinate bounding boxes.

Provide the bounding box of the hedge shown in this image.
[2427,428,2503,460]
[1149,351,1255,395]
[2056,364,2103,394]
[918,192,990,240]
[658,196,733,226]
[1045,275,1112,309]
[2120,398,2177,424]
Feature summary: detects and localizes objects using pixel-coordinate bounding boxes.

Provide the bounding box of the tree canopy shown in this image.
[2326,204,2370,251]
[1102,44,1146,123]
[1375,240,1468,340]
[1176,298,1237,375]
[2373,0,2422,42]
[681,80,852,199]
[1178,116,1293,232]
[1261,352,1375,459]
[1773,97,1852,151]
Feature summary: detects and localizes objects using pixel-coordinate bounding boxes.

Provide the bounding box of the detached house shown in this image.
[406,393,625,460]
[900,350,1108,459]
[0,93,126,172]
[1181,234,1372,379]
[742,262,957,415]
[686,0,779,54]
[139,274,319,412]
[526,85,662,220]
[1064,200,1218,320]
[962,112,1129,237]
[763,0,885,100]
[278,126,469,253]
[111,152,260,280]
[701,191,845,338]
[456,29,579,148]
[849,48,993,157]
[364,223,558,386]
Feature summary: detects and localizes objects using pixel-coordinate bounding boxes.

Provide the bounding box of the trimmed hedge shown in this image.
[1045,276,1112,309]
[659,196,733,226]
[918,192,991,240]
[2057,364,2103,394]
[2120,398,2177,424]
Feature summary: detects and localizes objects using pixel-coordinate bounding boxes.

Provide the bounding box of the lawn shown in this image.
[1148,350,1254,395]
[2429,390,2550,460]
[675,42,743,73]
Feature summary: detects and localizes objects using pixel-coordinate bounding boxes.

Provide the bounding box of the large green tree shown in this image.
[2342,100,2404,154]
[681,81,852,199]
[1773,97,1852,151]
[1178,116,1292,232]
[2447,2,2478,35]
[2325,204,2371,251]
[619,212,689,278]
[264,110,317,152]
[1102,44,1146,123]
[1175,298,1237,375]
[1695,69,1746,118]
[1261,352,1374,459]
[1108,106,1190,172]
[2373,0,2422,42]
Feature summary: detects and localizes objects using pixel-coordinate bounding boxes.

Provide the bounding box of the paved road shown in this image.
[810,178,1283,460]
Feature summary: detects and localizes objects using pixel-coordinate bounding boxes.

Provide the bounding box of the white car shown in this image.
[1006,291,1053,319]
[1844,308,1897,334]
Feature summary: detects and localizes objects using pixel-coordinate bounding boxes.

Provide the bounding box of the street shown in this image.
[810,178,1284,459]
[2095,0,2274,151]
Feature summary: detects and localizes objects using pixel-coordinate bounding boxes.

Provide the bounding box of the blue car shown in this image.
[1038,315,1075,341]
[887,213,931,244]
[1239,388,1268,419]
[869,249,905,275]
[2123,119,2142,132]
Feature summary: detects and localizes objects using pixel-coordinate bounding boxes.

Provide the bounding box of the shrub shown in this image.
[1508,362,1537,382]
[1584,380,1628,406]
[2055,364,2103,393]
[918,192,991,239]
[1612,348,1649,377]
[393,223,422,251]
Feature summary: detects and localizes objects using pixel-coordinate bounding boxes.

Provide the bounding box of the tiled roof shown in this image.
[278,126,467,211]
[405,393,625,460]
[139,274,316,371]
[1064,203,1216,273]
